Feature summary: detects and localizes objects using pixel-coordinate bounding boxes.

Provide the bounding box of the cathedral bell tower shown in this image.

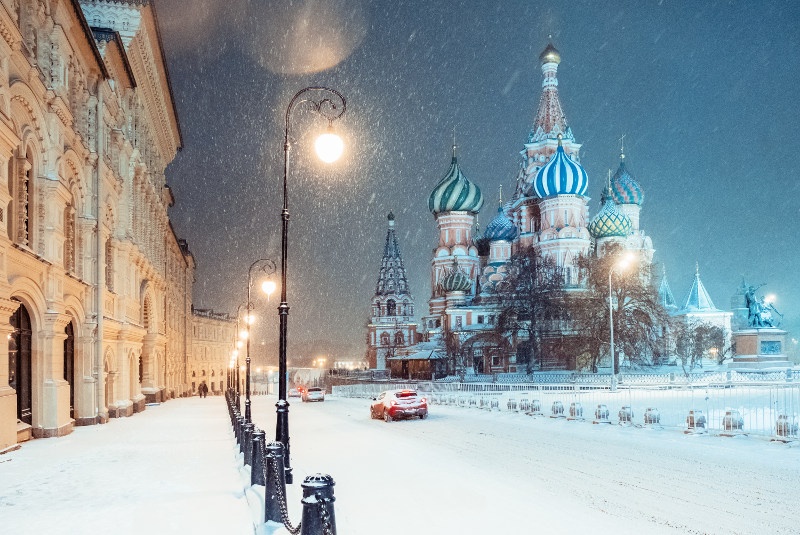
[367,213,417,370]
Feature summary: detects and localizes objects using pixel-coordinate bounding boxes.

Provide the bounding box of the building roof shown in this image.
[681,264,719,312]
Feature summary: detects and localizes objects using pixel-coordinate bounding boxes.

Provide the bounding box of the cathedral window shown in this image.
[394,332,404,346]
[380,332,390,346]
[386,299,397,316]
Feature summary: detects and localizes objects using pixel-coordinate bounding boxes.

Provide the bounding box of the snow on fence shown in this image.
[332,379,800,439]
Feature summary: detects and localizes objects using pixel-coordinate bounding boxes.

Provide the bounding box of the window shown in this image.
[386,299,396,316]
[477,315,484,324]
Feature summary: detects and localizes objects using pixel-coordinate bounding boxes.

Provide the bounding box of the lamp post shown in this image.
[277,86,346,484]
[245,258,277,423]
[608,253,635,393]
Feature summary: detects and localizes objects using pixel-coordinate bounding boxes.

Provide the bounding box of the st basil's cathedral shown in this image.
[366,43,729,377]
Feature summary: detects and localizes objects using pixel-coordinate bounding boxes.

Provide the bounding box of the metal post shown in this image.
[264,441,287,523]
[243,422,254,465]
[277,87,346,486]
[251,429,266,486]
[300,474,337,535]
[609,269,617,392]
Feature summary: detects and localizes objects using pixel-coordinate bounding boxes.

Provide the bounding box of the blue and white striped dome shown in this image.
[484,206,519,242]
[533,137,589,198]
[429,156,484,215]
[610,158,644,206]
[588,190,632,240]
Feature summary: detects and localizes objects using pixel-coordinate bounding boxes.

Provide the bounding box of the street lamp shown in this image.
[277,86,346,484]
[608,252,636,393]
[245,258,277,423]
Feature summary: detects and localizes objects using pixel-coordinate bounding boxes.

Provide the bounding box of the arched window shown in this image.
[10,147,34,247]
[394,332,404,346]
[386,299,397,316]
[380,332,390,346]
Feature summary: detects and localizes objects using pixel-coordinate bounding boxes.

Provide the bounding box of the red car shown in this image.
[370,389,428,422]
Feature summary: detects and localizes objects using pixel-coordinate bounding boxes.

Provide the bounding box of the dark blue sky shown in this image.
[158,0,800,364]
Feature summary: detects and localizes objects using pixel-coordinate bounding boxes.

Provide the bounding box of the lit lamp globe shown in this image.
[315,128,344,163]
[262,280,277,299]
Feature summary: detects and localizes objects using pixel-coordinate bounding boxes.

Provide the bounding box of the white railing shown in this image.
[332,380,800,439]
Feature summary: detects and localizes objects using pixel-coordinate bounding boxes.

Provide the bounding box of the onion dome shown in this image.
[589,181,632,239]
[539,43,561,65]
[484,206,519,242]
[441,259,472,293]
[429,153,484,215]
[610,153,644,205]
[533,135,589,198]
[473,221,490,256]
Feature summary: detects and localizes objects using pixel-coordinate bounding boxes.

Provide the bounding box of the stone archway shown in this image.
[9,300,32,426]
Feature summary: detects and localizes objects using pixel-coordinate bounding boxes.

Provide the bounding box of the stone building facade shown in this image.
[190,308,236,396]
[0,0,216,453]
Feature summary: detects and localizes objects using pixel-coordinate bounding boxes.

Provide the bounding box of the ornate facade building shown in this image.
[190,308,236,396]
[0,0,228,453]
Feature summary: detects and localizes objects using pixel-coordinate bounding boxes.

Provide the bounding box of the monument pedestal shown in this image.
[730,328,791,369]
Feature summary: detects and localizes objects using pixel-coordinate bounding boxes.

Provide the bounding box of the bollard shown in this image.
[264,441,287,523]
[243,423,254,466]
[722,409,744,433]
[618,405,633,425]
[593,404,610,424]
[644,407,661,425]
[568,402,583,420]
[685,409,706,434]
[237,417,246,451]
[251,429,266,486]
[300,474,337,535]
[776,414,798,438]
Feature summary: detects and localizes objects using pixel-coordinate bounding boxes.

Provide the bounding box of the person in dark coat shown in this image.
[199,382,208,398]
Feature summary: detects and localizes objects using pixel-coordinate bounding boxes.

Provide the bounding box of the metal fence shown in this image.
[332,378,800,440]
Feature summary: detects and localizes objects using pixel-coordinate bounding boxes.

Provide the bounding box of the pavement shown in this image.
[0,397,255,535]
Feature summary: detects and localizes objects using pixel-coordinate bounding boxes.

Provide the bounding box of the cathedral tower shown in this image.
[510,43,591,283]
[428,147,484,316]
[367,213,417,370]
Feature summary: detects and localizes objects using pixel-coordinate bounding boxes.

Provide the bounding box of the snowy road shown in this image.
[254,395,800,535]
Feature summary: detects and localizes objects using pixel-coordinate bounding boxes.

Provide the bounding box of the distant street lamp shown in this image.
[277,86,346,484]
[608,252,636,393]
[245,258,277,423]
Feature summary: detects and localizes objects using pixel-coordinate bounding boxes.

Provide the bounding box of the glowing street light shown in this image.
[276,86,346,484]
[244,258,277,423]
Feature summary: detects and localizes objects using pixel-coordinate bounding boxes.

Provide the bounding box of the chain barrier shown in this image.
[255,436,334,534]
[270,443,301,534]
[316,491,334,535]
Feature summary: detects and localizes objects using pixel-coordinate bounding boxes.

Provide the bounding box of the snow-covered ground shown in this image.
[3,395,799,534]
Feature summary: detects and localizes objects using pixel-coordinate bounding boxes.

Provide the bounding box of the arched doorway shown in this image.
[9,301,33,424]
[64,322,75,419]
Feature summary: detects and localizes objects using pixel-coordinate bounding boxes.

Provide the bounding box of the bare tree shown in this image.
[672,319,728,374]
[567,244,672,372]
[492,247,565,372]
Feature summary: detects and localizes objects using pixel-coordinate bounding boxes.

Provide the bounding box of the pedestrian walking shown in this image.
[199,382,208,398]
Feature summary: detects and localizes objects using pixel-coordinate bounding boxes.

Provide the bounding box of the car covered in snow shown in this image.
[302,387,325,402]
[370,389,428,422]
